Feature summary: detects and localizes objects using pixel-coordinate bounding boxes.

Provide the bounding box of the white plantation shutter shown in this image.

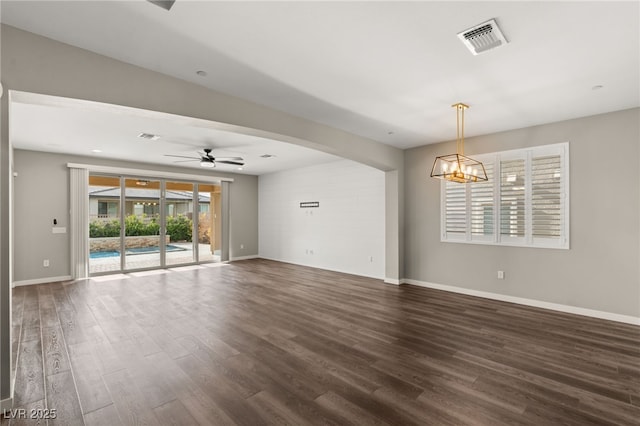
[441,143,568,249]
[470,162,494,239]
[444,181,467,236]
[532,155,563,240]
[500,159,526,241]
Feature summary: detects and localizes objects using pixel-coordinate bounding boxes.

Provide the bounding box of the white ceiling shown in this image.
[2,1,639,173]
[9,92,341,175]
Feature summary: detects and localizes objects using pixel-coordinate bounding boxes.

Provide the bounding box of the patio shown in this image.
[89,242,221,274]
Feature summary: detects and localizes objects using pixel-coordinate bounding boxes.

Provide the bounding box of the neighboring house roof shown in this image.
[88,186,211,202]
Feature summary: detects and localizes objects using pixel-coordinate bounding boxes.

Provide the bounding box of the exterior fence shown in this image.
[90,235,171,252]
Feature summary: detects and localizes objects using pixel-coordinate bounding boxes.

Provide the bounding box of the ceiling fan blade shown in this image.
[147,0,176,11]
[172,159,200,163]
[164,154,199,160]
[216,160,245,166]
[212,157,244,161]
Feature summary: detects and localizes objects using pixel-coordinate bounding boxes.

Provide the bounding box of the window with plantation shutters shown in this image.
[440,142,569,249]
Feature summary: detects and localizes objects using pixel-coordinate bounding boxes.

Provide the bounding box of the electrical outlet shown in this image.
[497,270,505,280]
[43,259,50,267]
[240,244,244,250]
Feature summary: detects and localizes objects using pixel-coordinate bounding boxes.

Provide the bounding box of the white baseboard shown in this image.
[258,256,384,280]
[12,275,72,287]
[402,278,640,326]
[384,278,401,285]
[230,255,260,261]
[1,397,13,412]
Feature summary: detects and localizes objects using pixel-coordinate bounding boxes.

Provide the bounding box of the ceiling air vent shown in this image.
[458,19,508,55]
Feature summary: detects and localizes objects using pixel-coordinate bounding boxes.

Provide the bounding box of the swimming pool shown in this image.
[89,244,186,259]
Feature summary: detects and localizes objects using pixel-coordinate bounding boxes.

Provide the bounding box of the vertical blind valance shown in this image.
[70,167,89,279]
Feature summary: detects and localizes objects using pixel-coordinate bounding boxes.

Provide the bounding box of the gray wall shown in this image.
[12,149,258,282]
[0,75,9,403]
[404,108,640,317]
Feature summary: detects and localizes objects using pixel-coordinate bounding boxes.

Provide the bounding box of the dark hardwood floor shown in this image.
[3,259,639,425]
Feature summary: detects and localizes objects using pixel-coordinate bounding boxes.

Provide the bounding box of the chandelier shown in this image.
[430,103,487,183]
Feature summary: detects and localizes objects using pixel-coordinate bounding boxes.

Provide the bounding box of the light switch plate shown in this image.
[52,227,67,234]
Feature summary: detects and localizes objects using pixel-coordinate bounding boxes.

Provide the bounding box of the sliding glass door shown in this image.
[88,175,122,274]
[88,173,223,275]
[123,178,162,271]
[165,181,196,266]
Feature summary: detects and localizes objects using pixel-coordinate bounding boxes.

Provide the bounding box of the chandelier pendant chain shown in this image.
[455,102,468,156]
[459,104,464,155]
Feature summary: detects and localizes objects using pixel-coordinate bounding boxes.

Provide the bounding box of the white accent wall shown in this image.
[259,160,385,279]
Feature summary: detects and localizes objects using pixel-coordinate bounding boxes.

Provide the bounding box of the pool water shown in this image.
[90,245,186,259]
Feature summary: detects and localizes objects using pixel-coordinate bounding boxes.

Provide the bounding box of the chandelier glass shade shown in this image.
[430,103,488,183]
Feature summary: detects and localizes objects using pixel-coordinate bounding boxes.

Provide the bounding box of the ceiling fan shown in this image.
[165,148,245,168]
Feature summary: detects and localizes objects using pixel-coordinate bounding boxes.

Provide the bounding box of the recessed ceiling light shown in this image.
[260,154,276,158]
[91,149,102,153]
[138,132,160,141]
[237,167,244,171]
[196,70,208,77]
[592,85,604,91]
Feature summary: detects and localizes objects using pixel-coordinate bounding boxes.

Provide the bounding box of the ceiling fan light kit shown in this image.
[430,103,488,184]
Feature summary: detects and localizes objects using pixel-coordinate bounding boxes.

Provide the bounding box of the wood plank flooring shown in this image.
[3,259,639,425]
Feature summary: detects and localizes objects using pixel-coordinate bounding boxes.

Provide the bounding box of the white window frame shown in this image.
[440,142,569,249]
